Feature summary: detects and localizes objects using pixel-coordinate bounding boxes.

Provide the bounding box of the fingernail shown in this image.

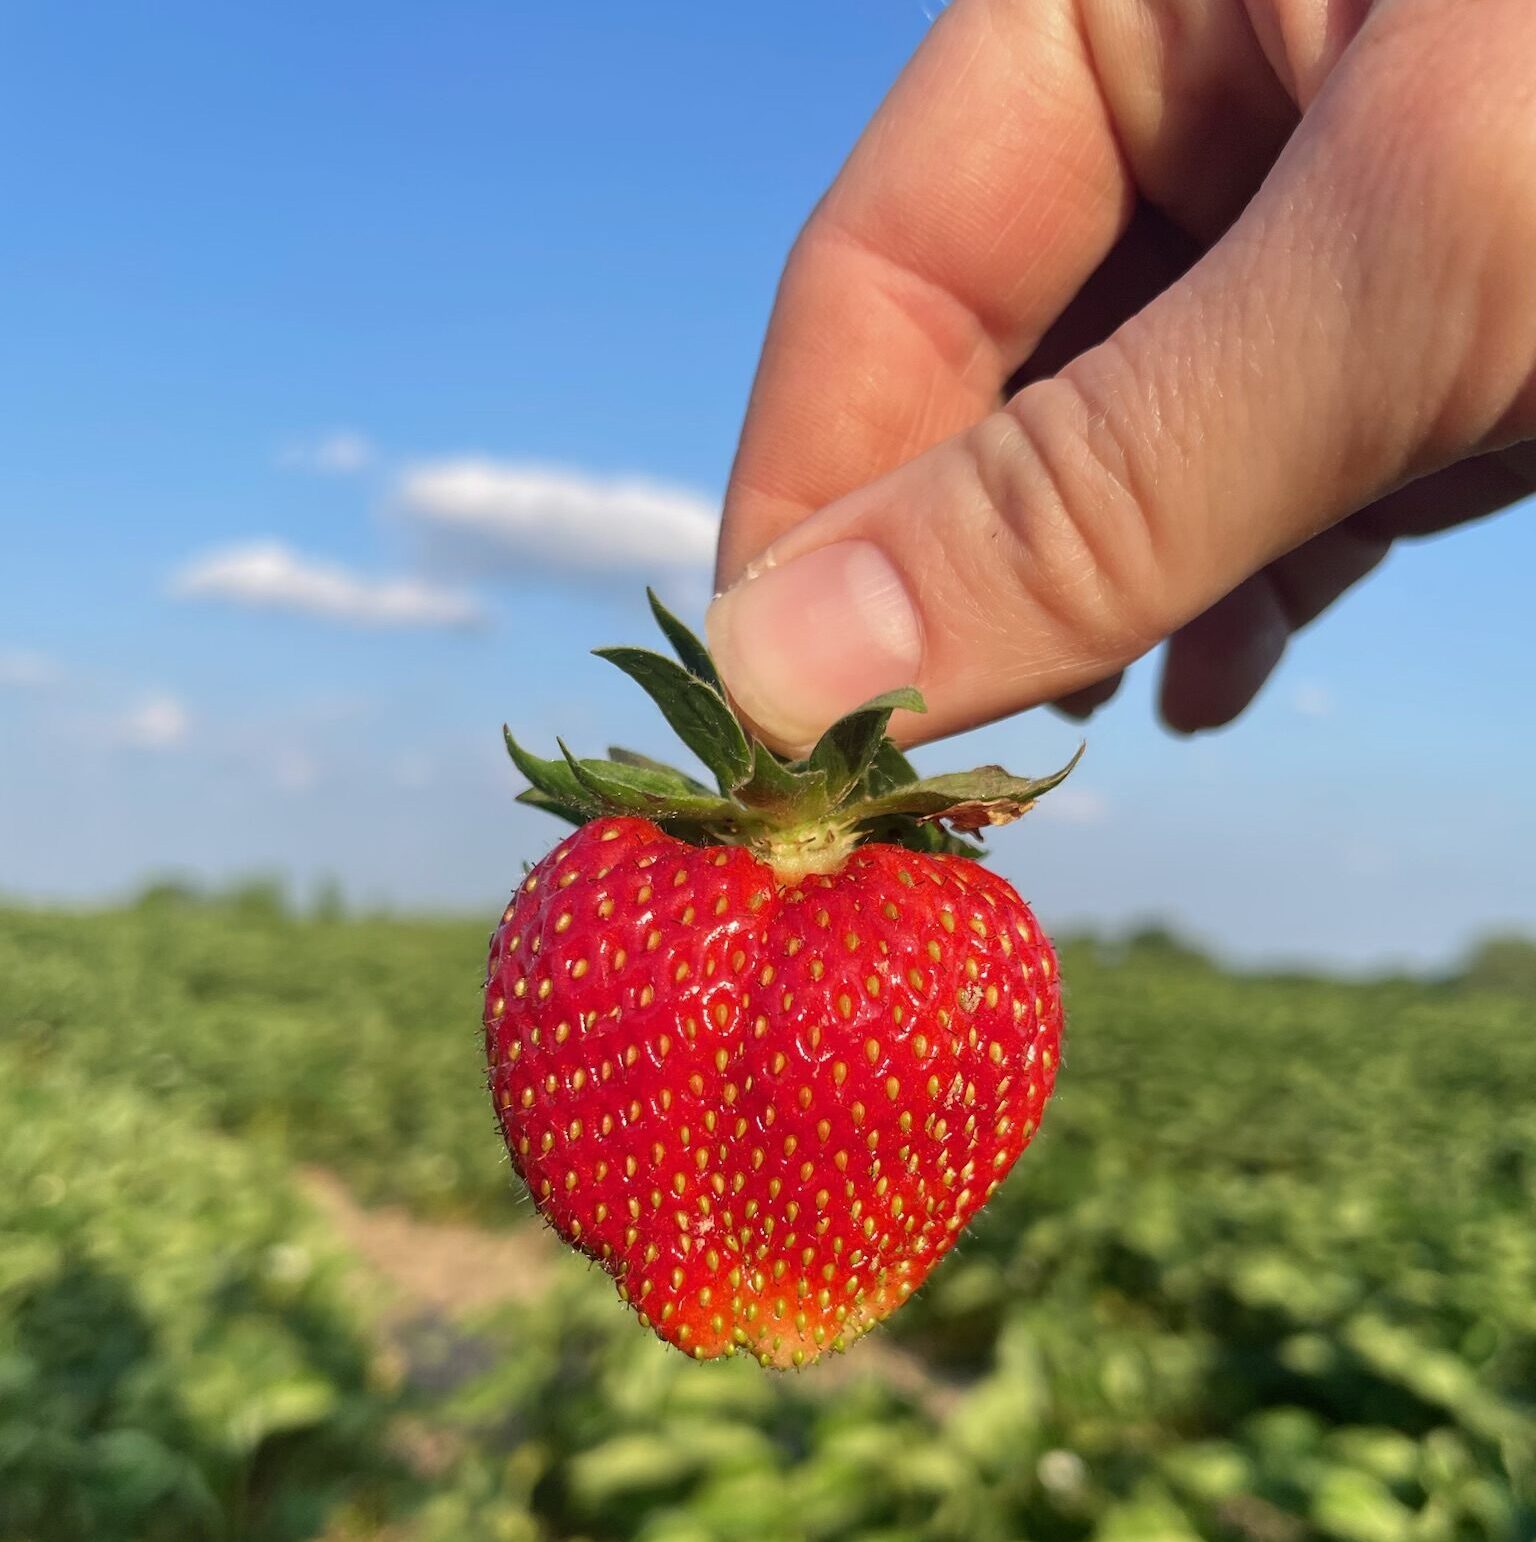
[706,540,922,753]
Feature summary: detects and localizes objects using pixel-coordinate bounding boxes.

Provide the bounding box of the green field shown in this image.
[1,890,1532,1542]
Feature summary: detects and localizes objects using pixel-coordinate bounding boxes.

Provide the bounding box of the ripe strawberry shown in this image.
[485,593,1077,1368]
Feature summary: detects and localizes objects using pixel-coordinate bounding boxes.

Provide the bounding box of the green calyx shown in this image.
[504,589,1081,880]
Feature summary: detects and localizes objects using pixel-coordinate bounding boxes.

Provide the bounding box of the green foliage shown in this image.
[420,935,1536,1537]
[0,1046,406,1542]
[1,902,1533,1540]
[0,896,505,1219]
[1460,934,1536,997]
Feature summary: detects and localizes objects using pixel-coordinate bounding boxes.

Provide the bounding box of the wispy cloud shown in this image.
[1031,787,1110,826]
[120,694,190,750]
[278,431,374,475]
[1292,684,1333,719]
[272,746,319,793]
[0,649,62,688]
[395,459,719,576]
[170,541,485,630]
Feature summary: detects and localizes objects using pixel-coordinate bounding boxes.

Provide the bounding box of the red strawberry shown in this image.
[484,592,1077,1367]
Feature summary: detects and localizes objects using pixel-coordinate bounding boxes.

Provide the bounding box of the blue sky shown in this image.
[1,1,1532,970]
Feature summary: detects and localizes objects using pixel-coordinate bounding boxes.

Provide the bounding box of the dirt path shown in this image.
[300,1166,958,1417]
[300,1167,559,1317]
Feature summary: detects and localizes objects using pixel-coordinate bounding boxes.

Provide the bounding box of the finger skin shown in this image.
[1158,523,1387,731]
[716,0,1294,590]
[1053,671,1125,722]
[709,0,1536,751]
[1158,445,1536,731]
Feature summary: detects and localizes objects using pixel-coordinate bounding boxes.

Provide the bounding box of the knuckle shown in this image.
[963,367,1172,661]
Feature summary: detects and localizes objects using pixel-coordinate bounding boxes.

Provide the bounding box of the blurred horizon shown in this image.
[3,0,1534,973]
[7,872,1534,993]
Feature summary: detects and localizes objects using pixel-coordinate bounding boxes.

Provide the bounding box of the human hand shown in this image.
[704,0,1536,753]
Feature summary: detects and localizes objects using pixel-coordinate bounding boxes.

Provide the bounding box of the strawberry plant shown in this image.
[0,1047,406,1542]
[0,801,1532,1538]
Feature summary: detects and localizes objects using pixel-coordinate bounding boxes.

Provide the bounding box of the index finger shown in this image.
[716,0,1293,590]
[717,0,1130,588]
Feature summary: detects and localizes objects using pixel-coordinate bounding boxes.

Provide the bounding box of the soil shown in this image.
[301,1167,558,1316]
[299,1166,958,1418]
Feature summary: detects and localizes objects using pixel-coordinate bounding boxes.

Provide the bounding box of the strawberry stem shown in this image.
[503,589,1081,871]
[756,823,863,882]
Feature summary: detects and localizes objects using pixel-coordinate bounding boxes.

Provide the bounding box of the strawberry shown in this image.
[485,592,1077,1368]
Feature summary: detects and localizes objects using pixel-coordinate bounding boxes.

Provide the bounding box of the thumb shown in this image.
[705,1,1536,752]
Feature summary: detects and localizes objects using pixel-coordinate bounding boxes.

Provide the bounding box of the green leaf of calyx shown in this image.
[504,727,597,814]
[647,588,725,694]
[593,646,751,793]
[558,741,739,824]
[731,740,828,817]
[809,687,926,808]
[855,746,1084,832]
[606,746,713,795]
[865,738,921,795]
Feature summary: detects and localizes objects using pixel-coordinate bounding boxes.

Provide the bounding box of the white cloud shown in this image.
[0,649,61,688]
[121,694,190,750]
[1030,787,1110,826]
[278,432,374,475]
[170,542,485,630]
[394,459,719,575]
[1293,684,1334,718]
